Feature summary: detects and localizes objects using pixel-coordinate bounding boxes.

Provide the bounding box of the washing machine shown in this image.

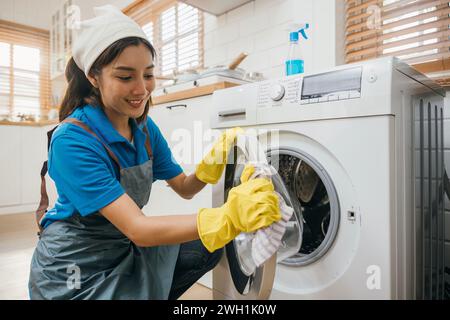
[209,57,446,300]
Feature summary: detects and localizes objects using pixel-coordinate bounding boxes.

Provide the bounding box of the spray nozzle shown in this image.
[298,23,309,40]
[288,23,310,41]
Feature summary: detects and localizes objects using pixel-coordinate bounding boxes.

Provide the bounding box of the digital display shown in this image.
[301,67,362,99]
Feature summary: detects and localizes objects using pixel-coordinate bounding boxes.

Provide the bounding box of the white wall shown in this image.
[203,0,345,79]
[0,0,134,30]
[0,0,61,30]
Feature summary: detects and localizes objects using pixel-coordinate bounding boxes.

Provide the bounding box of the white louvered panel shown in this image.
[13,96,40,111]
[178,33,199,71]
[0,42,10,67]
[13,71,39,97]
[0,43,10,112]
[162,42,176,75]
[13,45,40,72]
[0,43,41,115]
[346,0,450,70]
[0,20,49,112]
[161,6,176,42]
[178,3,198,35]
[0,94,9,116]
[159,3,201,74]
[124,1,203,77]
[382,0,441,59]
[11,45,40,115]
[0,67,10,93]
[142,22,154,44]
[13,96,41,116]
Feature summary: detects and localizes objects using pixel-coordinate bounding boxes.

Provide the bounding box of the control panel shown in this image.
[256,66,362,108]
[256,76,302,108]
[300,66,362,105]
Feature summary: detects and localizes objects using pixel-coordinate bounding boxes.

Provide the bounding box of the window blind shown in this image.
[345,0,450,85]
[123,0,203,77]
[0,20,50,117]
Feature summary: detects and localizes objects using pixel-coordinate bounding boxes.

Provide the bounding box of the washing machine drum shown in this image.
[225,162,303,295]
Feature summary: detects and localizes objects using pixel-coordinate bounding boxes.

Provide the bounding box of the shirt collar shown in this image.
[82,104,146,145]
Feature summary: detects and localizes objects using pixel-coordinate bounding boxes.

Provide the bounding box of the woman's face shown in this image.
[89,43,155,120]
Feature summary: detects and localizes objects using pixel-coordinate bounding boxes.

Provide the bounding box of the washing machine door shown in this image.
[213,134,303,299]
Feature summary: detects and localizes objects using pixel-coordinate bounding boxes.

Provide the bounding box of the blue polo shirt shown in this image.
[41,104,183,228]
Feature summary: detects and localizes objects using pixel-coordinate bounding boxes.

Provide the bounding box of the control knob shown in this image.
[269,84,285,101]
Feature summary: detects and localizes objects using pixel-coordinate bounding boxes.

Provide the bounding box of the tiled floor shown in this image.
[0,212,212,300]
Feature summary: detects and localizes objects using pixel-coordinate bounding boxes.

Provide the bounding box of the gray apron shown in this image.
[29,118,180,300]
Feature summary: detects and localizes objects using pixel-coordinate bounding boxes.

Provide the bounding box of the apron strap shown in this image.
[62,118,122,170]
[36,126,57,236]
[142,121,153,160]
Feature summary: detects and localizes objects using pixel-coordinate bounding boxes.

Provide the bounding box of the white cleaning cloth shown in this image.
[72,5,148,76]
[247,163,295,267]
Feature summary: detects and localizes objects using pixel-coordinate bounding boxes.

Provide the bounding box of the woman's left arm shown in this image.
[166,172,206,199]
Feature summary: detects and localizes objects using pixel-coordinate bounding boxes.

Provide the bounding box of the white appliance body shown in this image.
[209,57,445,300]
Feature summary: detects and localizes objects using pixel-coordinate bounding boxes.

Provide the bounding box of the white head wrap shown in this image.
[72,5,148,76]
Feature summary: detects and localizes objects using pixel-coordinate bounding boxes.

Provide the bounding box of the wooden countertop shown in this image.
[152,81,241,105]
[0,119,59,127]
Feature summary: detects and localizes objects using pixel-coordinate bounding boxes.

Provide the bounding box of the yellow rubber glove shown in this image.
[240,162,256,183]
[197,164,281,252]
[195,127,244,184]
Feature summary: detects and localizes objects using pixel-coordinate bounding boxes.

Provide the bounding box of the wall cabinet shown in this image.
[0,126,22,207]
[50,0,74,79]
[0,125,56,215]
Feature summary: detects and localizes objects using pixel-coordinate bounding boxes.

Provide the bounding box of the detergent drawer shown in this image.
[210,83,258,129]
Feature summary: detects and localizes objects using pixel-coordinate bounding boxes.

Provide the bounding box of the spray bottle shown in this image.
[285,23,309,76]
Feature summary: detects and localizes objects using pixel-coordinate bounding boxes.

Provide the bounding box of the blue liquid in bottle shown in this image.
[286,59,304,75]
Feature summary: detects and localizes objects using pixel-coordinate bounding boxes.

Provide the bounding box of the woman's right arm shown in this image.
[100,193,200,247]
[101,166,281,252]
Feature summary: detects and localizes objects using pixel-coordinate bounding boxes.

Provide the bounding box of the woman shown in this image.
[28,5,281,300]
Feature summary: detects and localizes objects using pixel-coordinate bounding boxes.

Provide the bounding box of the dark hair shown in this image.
[59,37,156,124]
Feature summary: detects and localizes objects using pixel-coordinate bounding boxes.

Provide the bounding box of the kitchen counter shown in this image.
[152,75,249,105]
[152,81,241,105]
[0,108,60,126]
[0,119,59,127]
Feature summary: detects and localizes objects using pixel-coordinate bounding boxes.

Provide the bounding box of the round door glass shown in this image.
[267,149,340,266]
